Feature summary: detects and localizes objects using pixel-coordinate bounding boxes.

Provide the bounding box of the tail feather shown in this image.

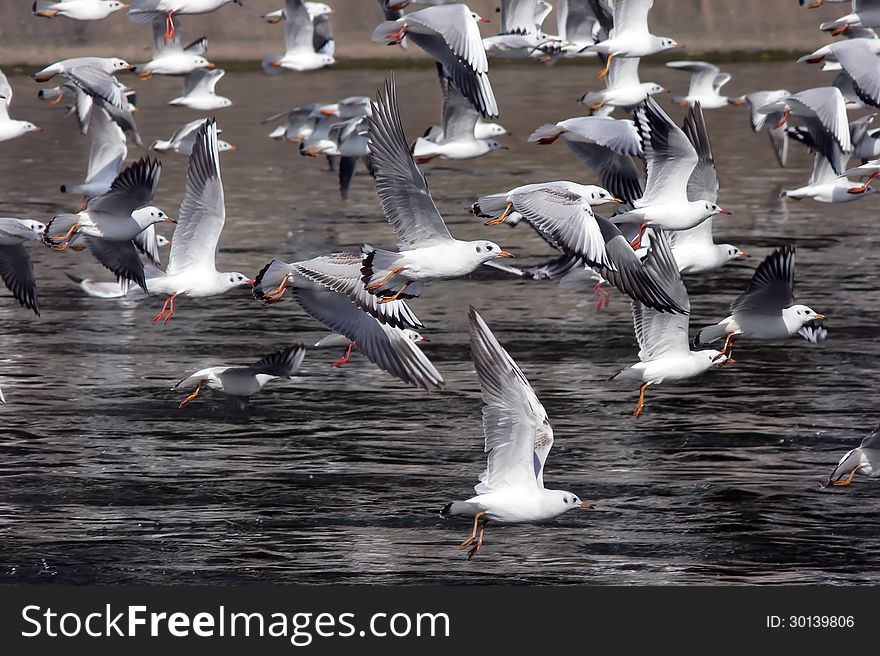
[371,20,403,43]
[43,213,85,246]
[33,0,56,14]
[527,123,563,144]
[440,501,475,518]
[693,323,727,347]
[359,246,414,298]
[261,54,284,76]
[411,136,440,160]
[472,192,510,218]
[253,260,295,302]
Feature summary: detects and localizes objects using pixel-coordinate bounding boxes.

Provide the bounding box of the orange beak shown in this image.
[497,250,514,258]
[814,313,826,320]
[164,217,177,224]
[580,501,593,509]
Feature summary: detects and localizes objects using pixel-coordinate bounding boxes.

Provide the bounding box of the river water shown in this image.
[1,62,878,585]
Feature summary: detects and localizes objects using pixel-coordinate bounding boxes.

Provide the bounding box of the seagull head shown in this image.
[703,201,732,217]
[25,220,46,235]
[642,82,667,97]
[23,122,42,134]
[655,36,683,52]
[580,185,621,207]
[485,139,509,153]
[109,58,133,72]
[721,245,749,263]
[225,272,256,289]
[132,206,176,229]
[473,241,513,262]
[549,490,593,513]
[784,305,826,330]
[403,329,429,344]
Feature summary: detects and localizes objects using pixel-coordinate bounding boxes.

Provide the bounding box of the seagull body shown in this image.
[412,74,506,163]
[694,246,826,359]
[60,106,126,199]
[578,56,665,112]
[360,78,512,303]
[820,4,880,34]
[129,0,242,43]
[34,0,127,20]
[148,120,253,323]
[169,68,230,110]
[372,4,499,117]
[441,307,591,559]
[483,1,557,59]
[474,182,688,314]
[262,0,336,74]
[615,99,730,245]
[134,16,213,78]
[610,231,729,417]
[666,60,744,108]
[151,118,235,155]
[823,426,880,487]
[528,115,645,204]
[0,218,45,315]
[781,153,871,202]
[582,0,681,78]
[174,345,306,407]
[0,69,41,143]
[745,89,790,167]
[252,256,444,389]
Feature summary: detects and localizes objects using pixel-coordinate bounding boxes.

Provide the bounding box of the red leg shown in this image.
[332,341,356,367]
[630,223,648,250]
[163,294,177,324]
[152,293,178,324]
[773,109,789,129]
[164,11,175,43]
[848,171,879,194]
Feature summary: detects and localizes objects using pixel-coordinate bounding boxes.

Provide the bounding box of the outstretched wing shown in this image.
[731,245,795,318]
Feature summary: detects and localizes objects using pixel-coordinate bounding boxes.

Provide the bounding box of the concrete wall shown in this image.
[0,0,836,64]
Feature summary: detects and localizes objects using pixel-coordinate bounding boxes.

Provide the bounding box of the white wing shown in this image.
[611,0,653,38]
[284,0,315,53]
[84,107,127,189]
[469,307,554,493]
[633,97,699,205]
[167,119,224,274]
[0,68,12,122]
[666,60,721,98]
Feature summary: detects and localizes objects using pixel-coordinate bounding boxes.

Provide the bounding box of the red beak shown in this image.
[718,209,732,215]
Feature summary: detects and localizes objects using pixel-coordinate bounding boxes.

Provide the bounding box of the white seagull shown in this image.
[611,231,731,418]
[359,78,513,304]
[820,2,880,35]
[133,16,213,79]
[482,0,557,59]
[582,0,682,79]
[0,69,41,143]
[174,345,306,409]
[821,425,880,487]
[148,119,253,323]
[745,89,791,167]
[0,218,46,316]
[60,106,127,201]
[577,56,666,113]
[693,245,827,361]
[128,0,243,43]
[151,117,236,155]
[372,4,498,117]
[666,60,745,108]
[262,0,336,74]
[169,68,231,110]
[440,306,592,560]
[34,0,127,20]
[615,98,732,249]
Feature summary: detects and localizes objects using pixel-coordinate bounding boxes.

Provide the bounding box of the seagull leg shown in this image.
[630,223,648,250]
[47,223,83,250]
[164,11,176,43]
[179,381,204,408]
[467,518,489,560]
[848,172,879,194]
[365,266,404,291]
[831,464,863,486]
[633,383,649,418]
[261,273,290,301]
[597,53,614,79]
[773,109,789,130]
[152,293,178,324]
[459,511,486,550]
[332,341,356,367]
[378,281,412,304]
[36,9,60,17]
[713,333,736,362]
[831,24,849,37]
[48,93,64,105]
[592,282,610,310]
[483,202,514,226]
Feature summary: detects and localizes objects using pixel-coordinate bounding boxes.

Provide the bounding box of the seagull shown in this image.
[411,73,508,163]
[372,3,499,117]
[581,0,682,79]
[32,57,141,144]
[45,158,173,292]
[474,182,689,313]
[666,61,745,108]
[536,0,601,61]
[797,36,880,70]
[820,2,880,35]
[252,256,444,390]
[147,119,253,324]
[744,89,791,167]
[482,0,557,59]
[314,327,427,366]
[821,425,880,487]
[151,117,236,155]
[693,245,826,361]
[128,0,243,43]
[133,16,213,79]
[173,345,306,409]
[360,78,514,305]
[33,0,127,20]
[440,306,592,560]
[0,218,45,316]
[658,100,748,273]
[822,38,880,108]
[328,116,369,199]
[169,68,230,110]
[262,1,334,23]
[0,69,41,143]
[577,55,666,113]
[610,231,731,418]
[262,103,324,142]
[758,87,852,175]
[614,98,732,249]
[261,0,336,74]
[60,106,126,201]
[528,115,644,204]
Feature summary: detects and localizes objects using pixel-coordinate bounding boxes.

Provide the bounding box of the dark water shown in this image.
[1,62,879,585]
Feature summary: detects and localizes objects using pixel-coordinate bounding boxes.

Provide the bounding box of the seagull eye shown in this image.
[486,244,493,251]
